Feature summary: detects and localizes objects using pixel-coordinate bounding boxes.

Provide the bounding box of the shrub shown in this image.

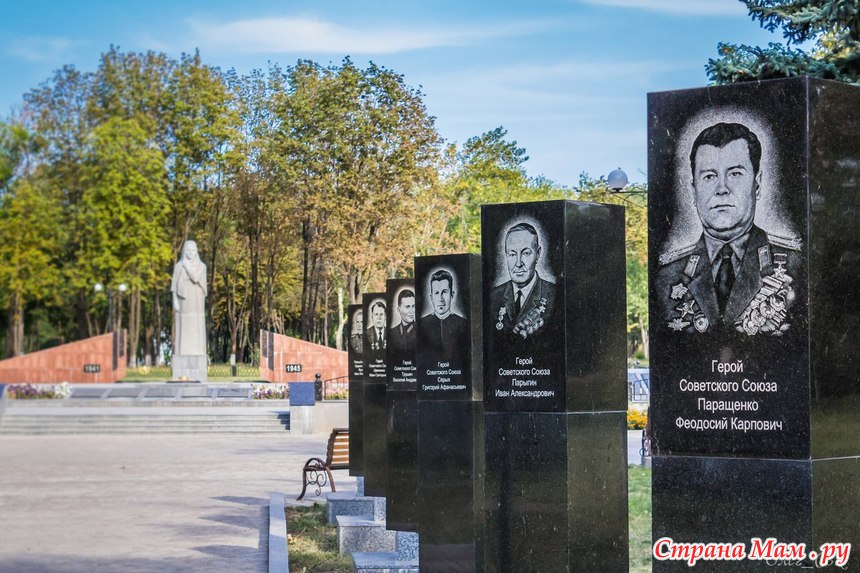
[627,409,648,430]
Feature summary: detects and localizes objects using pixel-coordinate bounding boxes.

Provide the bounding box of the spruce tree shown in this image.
[707,0,860,84]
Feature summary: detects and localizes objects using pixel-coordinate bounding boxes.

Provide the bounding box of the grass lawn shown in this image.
[629,465,653,572]
[286,503,353,573]
[286,466,653,571]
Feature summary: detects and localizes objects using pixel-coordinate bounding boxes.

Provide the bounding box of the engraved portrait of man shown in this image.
[655,121,802,336]
[364,300,387,362]
[418,269,467,361]
[349,308,364,355]
[388,288,416,362]
[490,221,556,340]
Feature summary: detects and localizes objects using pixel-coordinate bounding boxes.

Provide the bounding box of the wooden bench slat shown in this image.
[297,428,350,500]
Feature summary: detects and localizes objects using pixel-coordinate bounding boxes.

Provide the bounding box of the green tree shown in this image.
[75,117,171,363]
[707,0,860,84]
[0,174,65,357]
[266,59,441,342]
[574,174,649,359]
[442,126,567,252]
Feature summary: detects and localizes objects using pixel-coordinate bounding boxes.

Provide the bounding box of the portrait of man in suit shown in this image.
[419,269,467,360]
[389,288,416,359]
[364,300,387,363]
[349,308,363,355]
[655,121,802,336]
[489,221,556,340]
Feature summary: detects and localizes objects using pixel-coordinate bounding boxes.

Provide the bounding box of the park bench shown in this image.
[297,427,349,500]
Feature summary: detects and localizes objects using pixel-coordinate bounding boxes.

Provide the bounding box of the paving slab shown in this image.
[0,432,353,573]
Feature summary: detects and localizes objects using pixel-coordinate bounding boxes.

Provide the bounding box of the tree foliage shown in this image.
[0,47,649,361]
[708,0,860,84]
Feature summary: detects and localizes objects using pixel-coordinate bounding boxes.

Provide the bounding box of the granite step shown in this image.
[336,515,396,555]
[0,411,290,434]
[351,531,419,572]
[351,552,419,573]
[326,492,377,525]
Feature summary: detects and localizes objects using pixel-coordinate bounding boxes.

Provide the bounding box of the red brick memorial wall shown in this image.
[258,331,347,383]
[0,331,127,384]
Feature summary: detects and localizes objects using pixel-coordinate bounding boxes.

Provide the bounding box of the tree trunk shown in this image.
[155,290,163,365]
[76,290,89,340]
[639,315,650,360]
[128,289,141,368]
[5,290,24,358]
[249,235,261,348]
[300,220,311,340]
[265,251,276,331]
[335,287,345,350]
[323,278,329,347]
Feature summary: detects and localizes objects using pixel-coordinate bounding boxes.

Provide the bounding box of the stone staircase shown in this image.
[326,478,419,572]
[0,408,290,434]
[0,383,291,435]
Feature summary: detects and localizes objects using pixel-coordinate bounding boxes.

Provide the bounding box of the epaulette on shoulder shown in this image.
[659,243,698,266]
[767,232,802,251]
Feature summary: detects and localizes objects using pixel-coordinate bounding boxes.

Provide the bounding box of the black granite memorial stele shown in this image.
[415,253,484,573]
[648,77,860,572]
[385,277,419,532]
[362,292,388,497]
[347,303,365,477]
[482,200,629,572]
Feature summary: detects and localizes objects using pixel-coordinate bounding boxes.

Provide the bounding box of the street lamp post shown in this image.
[117,283,127,334]
[607,167,647,196]
[93,282,128,333]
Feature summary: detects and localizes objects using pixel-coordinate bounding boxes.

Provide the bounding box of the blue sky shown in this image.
[0,0,782,186]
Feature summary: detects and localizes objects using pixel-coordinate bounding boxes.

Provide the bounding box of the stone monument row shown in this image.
[335,77,858,572]
[362,291,389,497]
[347,304,365,480]
[385,277,419,533]
[481,200,629,571]
[415,253,484,572]
[648,77,859,571]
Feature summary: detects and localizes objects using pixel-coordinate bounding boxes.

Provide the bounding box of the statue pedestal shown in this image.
[172,355,208,382]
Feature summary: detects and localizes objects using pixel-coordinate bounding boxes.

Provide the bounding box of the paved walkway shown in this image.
[0,432,355,573]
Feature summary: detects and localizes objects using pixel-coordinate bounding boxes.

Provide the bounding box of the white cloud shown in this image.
[5,36,77,62]
[422,58,690,112]
[184,16,551,55]
[577,0,746,16]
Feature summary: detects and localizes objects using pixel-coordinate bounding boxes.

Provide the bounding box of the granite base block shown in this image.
[395,531,419,561]
[336,515,396,555]
[352,552,418,573]
[171,355,207,382]
[326,492,376,525]
[653,455,860,572]
[357,476,365,496]
[372,496,386,522]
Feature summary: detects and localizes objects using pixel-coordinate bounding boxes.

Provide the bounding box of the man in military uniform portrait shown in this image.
[655,122,802,336]
[388,288,416,361]
[490,221,556,340]
[349,309,363,354]
[365,300,387,362]
[419,269,467,361]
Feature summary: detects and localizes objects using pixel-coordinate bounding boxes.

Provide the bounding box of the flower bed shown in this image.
[251,384,289,400]
[627,408,648,430]
[7,382,72,400]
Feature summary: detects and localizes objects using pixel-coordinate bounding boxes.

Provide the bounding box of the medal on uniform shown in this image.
[496,307,506,330]
[693,313,709,333]
[670,283,688,300]
[735,254,795,336]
